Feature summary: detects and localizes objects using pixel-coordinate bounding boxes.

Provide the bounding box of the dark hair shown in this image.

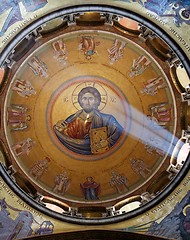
[78,86,101,108]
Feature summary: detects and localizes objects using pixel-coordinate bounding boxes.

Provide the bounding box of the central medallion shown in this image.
[47,76,129,159]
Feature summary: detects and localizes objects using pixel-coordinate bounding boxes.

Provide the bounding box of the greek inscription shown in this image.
[150,188,183,214]
[1,15,38,45]
[16,199,42,217]
[169,27,190,54]
[0,179,15,198]
[63,97,69,102]
[110,96,116,103]
[183,175,190,187]
[146,12,166,26]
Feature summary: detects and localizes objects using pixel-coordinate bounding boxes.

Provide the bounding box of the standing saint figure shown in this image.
[53,86,123,155]
[109,171,128,193]
[12,138,35,156]
[79,36,97,60]
[12,79,36,98]
[130,158,151,178]
[53,172,70,195]
[28,56,48,78]
[29,157,50,180]
[128,55,151,77]
[7,105,31,131]
[80,177,100,200]
[52,40,68,64]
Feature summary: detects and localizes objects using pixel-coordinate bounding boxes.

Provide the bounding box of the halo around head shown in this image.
[72,81,107,111]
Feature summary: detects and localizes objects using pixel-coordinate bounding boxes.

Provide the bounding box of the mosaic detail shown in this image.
[12,138,35,156]
[3,30,177,203]
[120,190,190,240]
[80,177,101,200]
[0,198,54,239]
[0,0,48,37]
[53,171,71,195]
[12,79,36,98]
[130,159,151,178]
[107,39,126,64]
[79,36,99,60]
[53,85,124,155]
[7,105,31,131]
[29,157,50,180]
[140,76,166,96]
[52,39,68,64]
[128,55,151,77]
[147,102,171,129]
[116,0,190,27]
[27,56,48,78]
[109,171,129,193]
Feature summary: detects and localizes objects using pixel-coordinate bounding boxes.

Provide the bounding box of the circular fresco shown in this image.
[3,30,177,204]
[47,76,129,159]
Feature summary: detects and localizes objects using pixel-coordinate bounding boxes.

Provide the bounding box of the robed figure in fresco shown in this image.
[53,86,123,155]
[80,177,100,200]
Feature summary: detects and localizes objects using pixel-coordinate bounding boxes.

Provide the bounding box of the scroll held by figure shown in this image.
[53,86,123,155]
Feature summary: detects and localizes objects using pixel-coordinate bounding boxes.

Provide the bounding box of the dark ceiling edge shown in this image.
[0,4,190,225]
[25,229,171,240]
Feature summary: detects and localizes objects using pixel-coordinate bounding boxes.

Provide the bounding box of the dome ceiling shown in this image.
[0,10,189,221]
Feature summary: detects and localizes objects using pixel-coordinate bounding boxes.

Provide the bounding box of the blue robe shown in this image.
[53,110,123,155]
